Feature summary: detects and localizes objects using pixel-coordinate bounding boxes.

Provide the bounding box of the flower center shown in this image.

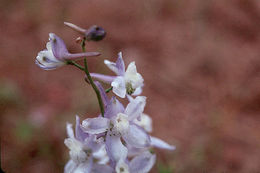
[111,113,129,136]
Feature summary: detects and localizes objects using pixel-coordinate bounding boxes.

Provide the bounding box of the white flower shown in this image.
[91,52,144,98]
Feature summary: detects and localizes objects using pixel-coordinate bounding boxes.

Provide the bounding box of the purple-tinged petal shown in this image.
[84,135,103,152]
[94,81,109,107]
[63,52,101,60]
[81,117,109,134]
[104,59,119,75]
[116,52,125,76]
[111,76,126,98]
[105,132,128,164]
[49,33,68,60]
[75,115,88,142]
[129,151,156,173]
[123,124,151,148]
[90,73,115,83]
[151,136,176,150]
[104,97,124,119]
[64,160,77,173]
[125,96,146,121]
[74,158,93,173]
[92,164,113,173]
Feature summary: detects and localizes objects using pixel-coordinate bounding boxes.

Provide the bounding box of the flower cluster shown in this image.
[36,22,175,173]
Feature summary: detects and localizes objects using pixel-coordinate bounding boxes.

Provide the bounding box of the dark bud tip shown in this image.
[85,25,106,41]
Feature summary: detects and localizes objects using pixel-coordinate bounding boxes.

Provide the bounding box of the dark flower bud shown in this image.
[64,22,106,42]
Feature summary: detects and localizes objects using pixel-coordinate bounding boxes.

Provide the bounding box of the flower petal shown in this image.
[111,76,126,98]
[90,73,116,83]
[81,117,109,134]
[92,164,113,173]
[123,124,150,148]
[129,151,156,173]
[104,59,119,75]
[75,115,88,142]
[104,97,124,119]
[125,96,146,121]
[73,159,93,173]
[35,50,65,70]
[64,160,77,173]
[124,62,144,89]
[94,81,109,107]
[133,113,152,133]
[151,136,176,150]
[64,52,101,60]
[115,159,129,173]
[66,123,75,138]
[116,52,125,76]
[49,33,68,60]
[105,132,128,164]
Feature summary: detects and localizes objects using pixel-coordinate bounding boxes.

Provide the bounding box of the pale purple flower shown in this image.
[35,33,100,70]
[81,95,150,167]
[64,116,112,173]
[90,52,144,98]
[114,150,156,173]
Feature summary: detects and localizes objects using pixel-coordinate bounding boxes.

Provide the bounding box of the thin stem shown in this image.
[81,38,105,117]
[66,60,85,71]
[106,87,113,93]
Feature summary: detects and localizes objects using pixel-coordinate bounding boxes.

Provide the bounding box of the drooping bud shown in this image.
[64,22,106,41]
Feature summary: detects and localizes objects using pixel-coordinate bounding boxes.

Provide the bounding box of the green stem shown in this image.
[81,38,105,117]
[105,87,113,93]
[66,60,85,71]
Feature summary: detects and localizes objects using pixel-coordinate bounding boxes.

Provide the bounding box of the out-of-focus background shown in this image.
[1,0,260,172]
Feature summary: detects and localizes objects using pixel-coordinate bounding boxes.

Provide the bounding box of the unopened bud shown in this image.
[64,22,106,42]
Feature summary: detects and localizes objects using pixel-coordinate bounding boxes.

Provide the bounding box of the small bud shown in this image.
[85,25,106,41]
[64,22,106,42]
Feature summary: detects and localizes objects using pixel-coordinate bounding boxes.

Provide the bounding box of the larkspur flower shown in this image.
[90,52,144,98]
[64,116,112,173]
[81,94,150,168]
[35,33,100,70]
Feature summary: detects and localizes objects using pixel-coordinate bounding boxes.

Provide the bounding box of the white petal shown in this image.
[81,117,109,134]
[104,60,119,75]
[132,87,142,96]
[129,151,156,173]
[124,62,144,89]
[64,138,86,163]
[66,123,75,138]
[151,136,176,150]
[125,96,146,121]
[111,76,126,98]
[133,113,152,133]
[123,124,150,148]
[105,132,128,163]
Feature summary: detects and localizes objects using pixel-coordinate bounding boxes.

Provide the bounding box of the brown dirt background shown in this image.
[1,0,260,172]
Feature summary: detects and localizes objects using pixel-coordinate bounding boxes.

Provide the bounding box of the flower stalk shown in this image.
[81,38,105,117]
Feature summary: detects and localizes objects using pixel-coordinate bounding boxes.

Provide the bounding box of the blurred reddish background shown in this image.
[1,0,260,172]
